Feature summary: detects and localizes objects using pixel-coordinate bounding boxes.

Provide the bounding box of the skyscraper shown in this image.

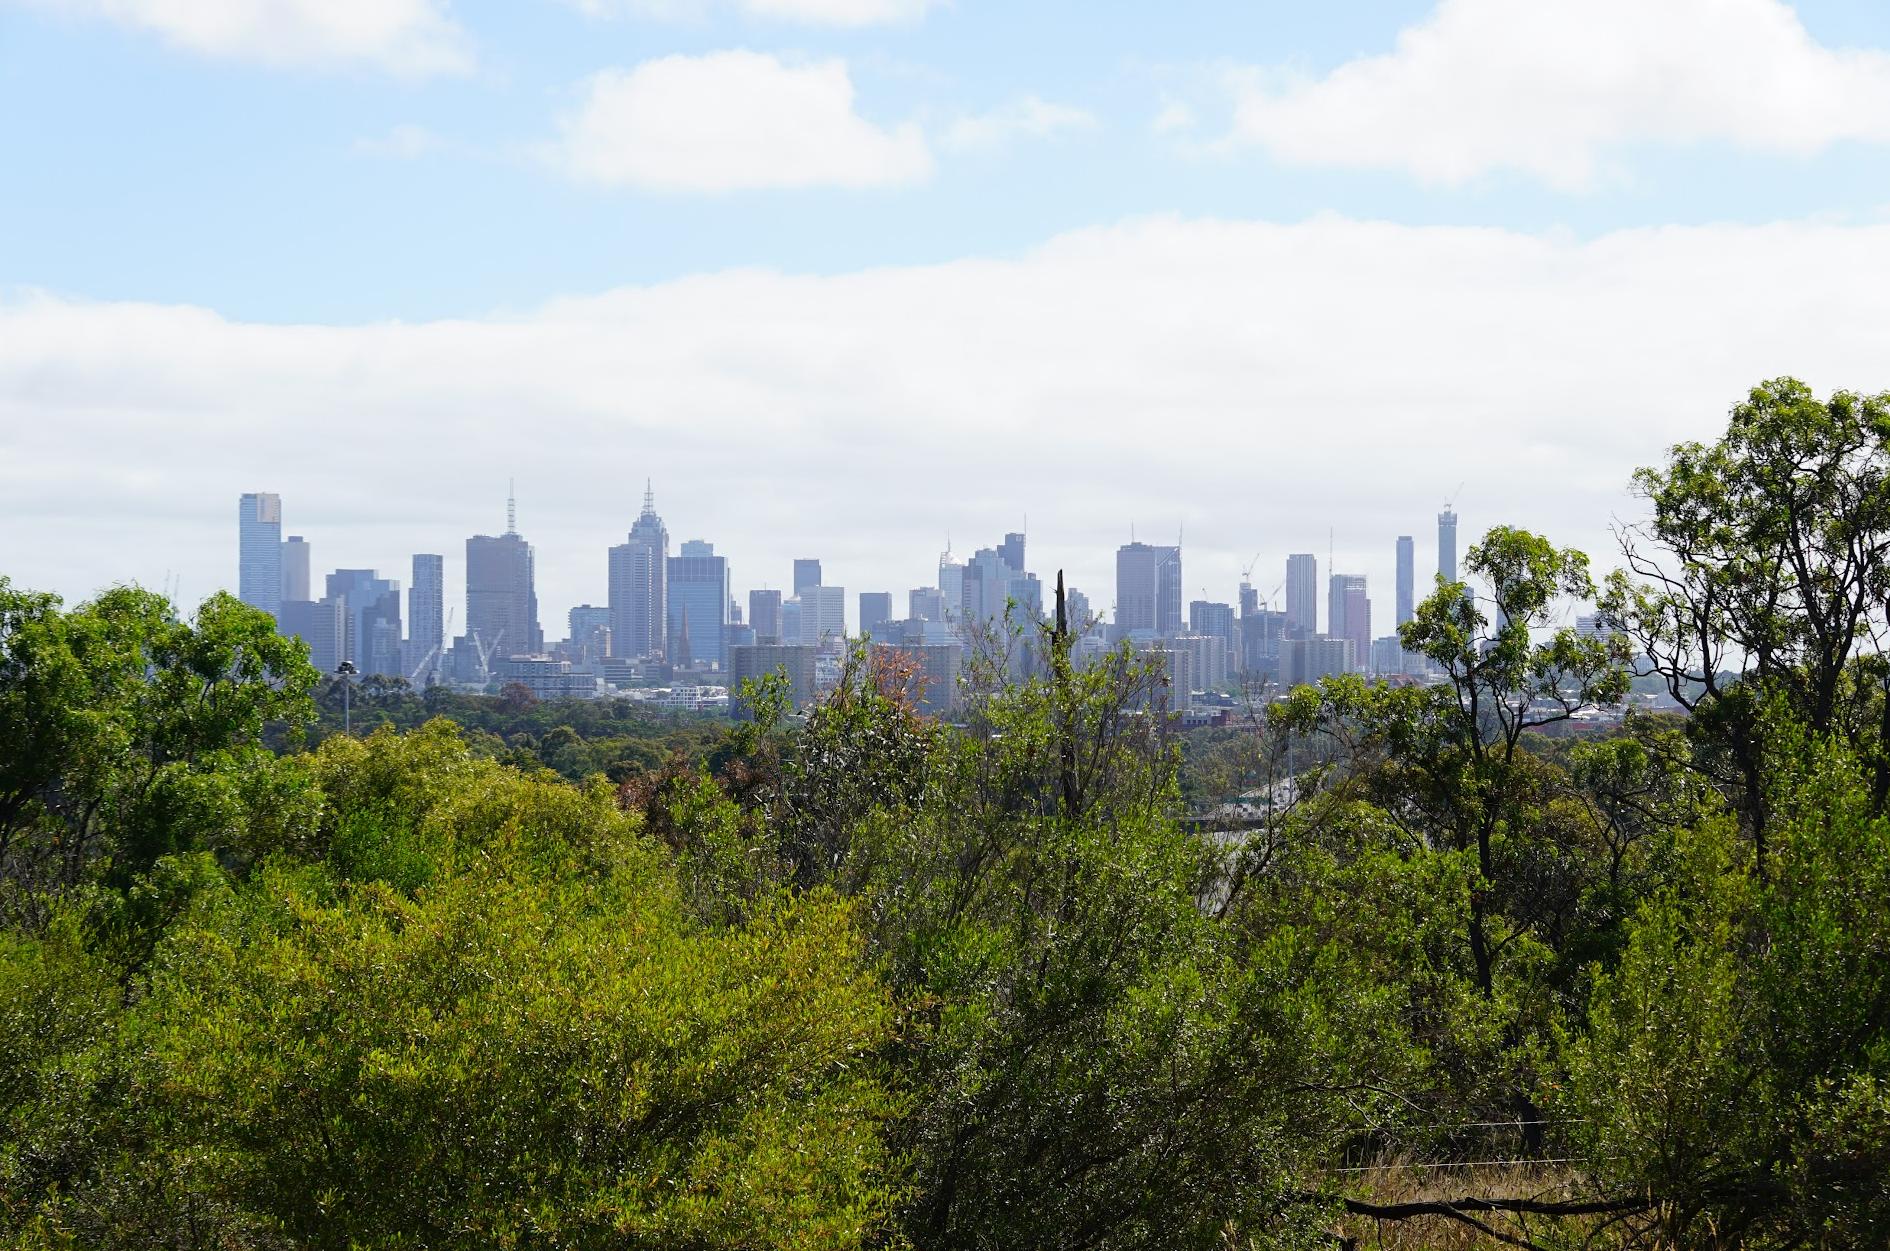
[938,548,964,622]
[410,554,444,680]
[859,592,893,639]
[1328,574,1371,673]
[609,483,669,659]
[326,568,403,677]
[749,589,783,643]
[803,585,846,648]
[1116,541,1181,635]
[1438,509,1459,586]
[467,490,542,663]
[1396,535,1415,627]
[237,492,282,619]
[1284,553,1318,638]
[1190,600,1239,671]
[793,559,823,599]
[963,547,1013,624]
[999,531,1026,574]
[668,539,731,669]
[281,534,311,603]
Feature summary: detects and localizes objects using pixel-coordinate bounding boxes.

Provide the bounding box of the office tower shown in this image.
[963,547,1012,624]
[803,585,846,648]
[1239,580,1259,620]
[781,597,804,646]
[1156,545,1182,635]
[749,589,783,643]
[1438,509,1459,585]
[326,569,403,677]
[409,554,444,676]
[1009,571,1043,623]
[1115,542,1163,633]
[1396,535,1415,627]
[1284,553,1318,637]
[729,644,817,718]
[860,592,893,640]
[467,492,543,663]
[281,535,311,603]
[793,559,823,599]
[237,492,283,618]
[668,540,731,669]
[999,531,1026,574]
[938,548,964,621]
[277,598,344,673]
[609,483,669,659]
[909,587,944,622]
[1329,574,1371,672]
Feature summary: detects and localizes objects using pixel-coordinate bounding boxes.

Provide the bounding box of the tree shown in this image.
[1604,377,1890,869]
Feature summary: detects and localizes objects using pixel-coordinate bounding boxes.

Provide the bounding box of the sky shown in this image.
[6,0,1890,640]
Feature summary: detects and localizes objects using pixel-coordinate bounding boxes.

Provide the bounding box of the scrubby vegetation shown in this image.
[3,379,1888,1249]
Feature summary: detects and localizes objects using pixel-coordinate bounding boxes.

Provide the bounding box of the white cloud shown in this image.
[1150,98,1195,136]
[941,95,1095,153]
[1221,0,1890,189]
[17,0,471,75]
[7,216,1890,634]
[552,51,932,191]
[567,0,940,27]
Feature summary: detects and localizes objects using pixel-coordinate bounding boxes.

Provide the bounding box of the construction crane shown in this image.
[406,608,455,687]
[1443,481,1465,512]
[471,627,505,684]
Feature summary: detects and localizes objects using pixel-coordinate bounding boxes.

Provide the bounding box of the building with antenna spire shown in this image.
[467,486,543,668]
[609,481,669,660]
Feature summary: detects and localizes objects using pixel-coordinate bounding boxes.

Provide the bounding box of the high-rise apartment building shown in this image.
[1328,574,1371,672]
[1189,600,1239,672]
[748,589,783,643]
[467,494,542,663]
[859,592,893,640]
[1284,553,1318,638]
[1280,635,1356,687]
[608,484,669,659]
[410,554,444,677]
[281,534,311,603]
[793,559,823,599]
[668,540,731,669]
[1396,535,1415,627]
[237,492,282,619]
[1438,509,1459,585]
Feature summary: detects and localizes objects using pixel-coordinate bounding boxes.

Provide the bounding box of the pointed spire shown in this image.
[506,479,517,535]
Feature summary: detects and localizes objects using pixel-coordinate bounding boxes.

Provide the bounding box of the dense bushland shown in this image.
[2,378,1888,1249]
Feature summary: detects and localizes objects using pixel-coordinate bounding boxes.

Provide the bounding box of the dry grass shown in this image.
[1322,1160,1647,1251]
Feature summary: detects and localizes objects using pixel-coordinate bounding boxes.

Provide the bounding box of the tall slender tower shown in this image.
[410,554,445,678]
[237,492,283,618]
[1284,553,1318,638]
[281,534,311,604]
[1438,510,1459,586]
[1395,535,1415,627]
[609,481,670,659]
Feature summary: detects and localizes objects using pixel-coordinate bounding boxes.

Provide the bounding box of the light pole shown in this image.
[336,660,358,735]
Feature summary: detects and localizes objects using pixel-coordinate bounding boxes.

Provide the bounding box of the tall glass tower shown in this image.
[1438,510,1459,586]
[238,492,283,619]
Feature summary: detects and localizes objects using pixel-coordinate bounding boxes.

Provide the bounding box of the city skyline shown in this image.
[228,482,1495,683]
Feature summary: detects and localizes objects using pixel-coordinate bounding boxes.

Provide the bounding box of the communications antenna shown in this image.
[506,480,517,535]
